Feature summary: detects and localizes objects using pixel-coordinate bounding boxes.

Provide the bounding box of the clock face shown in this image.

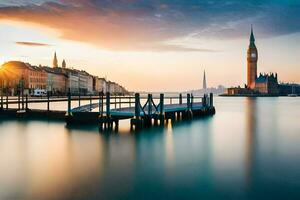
[251,53,256,58]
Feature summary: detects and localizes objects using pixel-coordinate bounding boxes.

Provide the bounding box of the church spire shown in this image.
[53,52,58,68]
[203,70,207,90]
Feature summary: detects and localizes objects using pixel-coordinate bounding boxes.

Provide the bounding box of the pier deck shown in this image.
[0,92,215,131]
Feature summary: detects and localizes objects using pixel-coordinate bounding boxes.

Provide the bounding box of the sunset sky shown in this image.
[0,0,299,92]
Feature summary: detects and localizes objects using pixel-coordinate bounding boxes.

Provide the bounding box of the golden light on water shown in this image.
[165,122,174,170]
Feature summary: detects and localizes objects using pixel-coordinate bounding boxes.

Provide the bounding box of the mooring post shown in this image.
[0,88,3,110]
[191,93,194,110]
[210,93,213,107]
[101,92,104,116]
[203,94,207,107]
[25,94,28,110]
[187,93,191,110]
[98,92,102,115]
[106,92,110,117]
[160,93,164,114]
[47,91,50,112]
[159,93,164,125]
[18,91,20,110]
[67,89,71,114]
[179,93,182,105]
[148,94,152,115]
[6,88,8,110]
[135,93,140,118]
[78,93,81,107]
[89,95,92,111]
[21,89,24,110]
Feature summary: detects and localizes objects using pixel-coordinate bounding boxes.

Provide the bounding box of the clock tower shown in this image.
[247,26,258,89]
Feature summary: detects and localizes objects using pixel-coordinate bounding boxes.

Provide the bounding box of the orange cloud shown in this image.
[0,2,213,52]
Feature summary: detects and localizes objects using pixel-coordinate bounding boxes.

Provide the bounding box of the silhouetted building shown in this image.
[203,70,207,90]
[247,25,258,89]
[62,59,66,68]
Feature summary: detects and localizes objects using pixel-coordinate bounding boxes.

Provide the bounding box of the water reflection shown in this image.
[0,122,105,200]
[245,97,257,188]
[1,97,300,199]
[165,122,174,175]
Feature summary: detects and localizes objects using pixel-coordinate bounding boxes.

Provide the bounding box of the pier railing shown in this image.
[0,91,213,116]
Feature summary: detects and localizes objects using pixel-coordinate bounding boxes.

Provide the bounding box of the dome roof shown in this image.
[1,61,30,69]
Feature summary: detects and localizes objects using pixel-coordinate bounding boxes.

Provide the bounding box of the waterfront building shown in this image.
[226,26,279,96]
[99,78,107,93]
[107,81,115,94]
[43,67,67,95]
[93,77,107,94]
[0,52,128,96]
[86,73,94,94]
[255,73,278,94]
[0,61,47,95]
[278,83,300,95]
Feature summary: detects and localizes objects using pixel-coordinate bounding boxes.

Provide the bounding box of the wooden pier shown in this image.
[0,91,215,131]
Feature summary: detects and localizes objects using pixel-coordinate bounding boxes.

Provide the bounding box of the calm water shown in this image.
[0,97,300,200]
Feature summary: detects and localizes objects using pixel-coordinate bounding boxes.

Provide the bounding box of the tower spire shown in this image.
[250,25,255,46]
[53,51,58,68]
[62,59,66,68]
[203,70,207,90]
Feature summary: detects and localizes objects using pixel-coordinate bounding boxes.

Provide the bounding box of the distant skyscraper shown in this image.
[53,52,58,68]
[62,59,66,68]
[203,70,207,90]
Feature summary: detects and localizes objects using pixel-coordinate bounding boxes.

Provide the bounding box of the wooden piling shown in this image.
[78,94,81,107]
[135,93,140,119]
[67,89,71,115]
[159,93,164,125]
[0,88,3,110]
[21,89,24,110]
[187,93,191,110]
[6,89,8,110]
[25,94,28,110]
[47,92,50,112]
[89,95,92,111]
[147,94,152,116]
[210,93,213,107]
[179,93,182,104]
[99,92,102,116]
[131,93,143,130]
[191,93,194,110]
[106,92,110,117]
[185,93,193,119]
[18,92,20,110]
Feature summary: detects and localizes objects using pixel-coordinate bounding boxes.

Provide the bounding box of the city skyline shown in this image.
[0,0,300,91]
